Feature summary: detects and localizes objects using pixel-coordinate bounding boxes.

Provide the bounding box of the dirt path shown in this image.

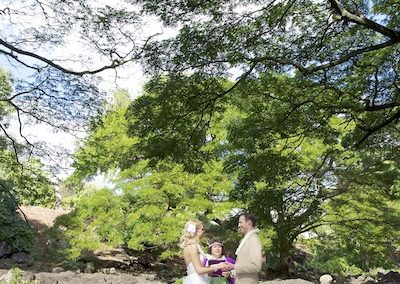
[18,205,70,230]
[16,206,71,270]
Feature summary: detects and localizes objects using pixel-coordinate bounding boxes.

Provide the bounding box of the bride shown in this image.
[180,220,228,284]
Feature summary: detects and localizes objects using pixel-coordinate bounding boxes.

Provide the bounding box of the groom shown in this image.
[225,213,263,284]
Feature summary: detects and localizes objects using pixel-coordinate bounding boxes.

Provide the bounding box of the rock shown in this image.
[363,276,376,284]
[378,271,400,284]
[335,276,346,284]
[357,275,367,281]
[11,252,30,264]
[319,274,333,284]
[84,261,95,273]
[138,256,152,268]
[0,270,13,283]
[52,266,65,273]
[146,273,156,280]
[0,243,11,258]
[21,271,35,282]
[36,271,76,284]
[376,268,387,277]
[260,279,314,284]
[349,276,363,284]
[53,240,70,250]
[110,267,117,274]
[0,270,8,279]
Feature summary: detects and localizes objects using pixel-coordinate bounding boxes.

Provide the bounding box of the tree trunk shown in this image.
[275,231,291,275]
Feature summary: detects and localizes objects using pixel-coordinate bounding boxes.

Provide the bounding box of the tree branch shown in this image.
[329,0,400,41]
[355,107,400,147]
[0,124,21,164]
[0,33,160,76]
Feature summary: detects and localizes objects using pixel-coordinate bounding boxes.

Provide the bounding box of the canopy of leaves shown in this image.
[126,74,231,171]
[133,0,399,148]
[57,160,238,259]
[125,73,399,270]
[121,160,237,258]
[71,90,139,182]
[54,189,127,260]
[64,94,239,259]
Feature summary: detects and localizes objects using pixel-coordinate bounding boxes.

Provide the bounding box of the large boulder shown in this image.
[0,270,13,284]
[11,252,31,264]
[319,274,333,284]
[0,243,11,258]
[377,271,400,284]
[34,271,166,284]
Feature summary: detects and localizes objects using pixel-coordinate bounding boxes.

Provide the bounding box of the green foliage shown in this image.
[312,256,364,276]
[72,90,138,183]
[259,227,276,253]
[67,89,239,260]
[0,150,55,207]
[54,189,127,260]
[0,69,13,121]
[0,69,55,207]
[136,0,400,149]
[120,159,237,258]
[130,5,400,266]
[70,71,399,275]
[126,73,400,271]
[305,185,400,273]
[0,190,35,253]
[0,69,57,254]
[126,74,231,172]
[56,160,238,259]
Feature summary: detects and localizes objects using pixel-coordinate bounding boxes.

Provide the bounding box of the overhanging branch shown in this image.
[329,0,400,41]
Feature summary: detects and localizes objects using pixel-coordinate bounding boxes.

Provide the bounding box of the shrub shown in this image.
[0,192,35,253]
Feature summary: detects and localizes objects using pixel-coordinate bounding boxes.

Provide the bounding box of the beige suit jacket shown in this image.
[234,231,262,284]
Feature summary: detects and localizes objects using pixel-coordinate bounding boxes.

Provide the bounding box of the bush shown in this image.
[54,189,127,259]
[0,192,35,253]
[310,256,363,275]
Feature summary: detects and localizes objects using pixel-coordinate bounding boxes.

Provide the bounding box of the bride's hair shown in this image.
[179,220,203,248]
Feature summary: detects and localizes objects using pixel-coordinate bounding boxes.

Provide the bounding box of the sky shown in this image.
[0,0,170,182]
[1,0,240,184]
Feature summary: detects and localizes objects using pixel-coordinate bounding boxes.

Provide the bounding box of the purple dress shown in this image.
[203,256,236,284]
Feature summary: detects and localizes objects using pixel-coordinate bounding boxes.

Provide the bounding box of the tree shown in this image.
[62,92,238,259]
[71,90,139,183]
[134,0,399,147]
[126,74,231,172]
[125,73,399,272]
[308,184,400,274]
[0,68,55,254]
[0,0,159,171]
[123,0,400,271]
[0,68,54,207]
[120,159,237,258]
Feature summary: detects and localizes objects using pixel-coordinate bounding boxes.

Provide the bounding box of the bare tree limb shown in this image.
[329,0,400,41]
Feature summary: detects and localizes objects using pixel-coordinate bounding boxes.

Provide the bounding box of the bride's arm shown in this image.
[186,245,225,274]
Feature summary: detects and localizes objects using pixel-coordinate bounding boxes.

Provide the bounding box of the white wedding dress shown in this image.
[183,246,210,284]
